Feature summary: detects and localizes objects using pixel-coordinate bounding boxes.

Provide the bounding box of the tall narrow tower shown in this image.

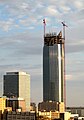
[43,32,65,102]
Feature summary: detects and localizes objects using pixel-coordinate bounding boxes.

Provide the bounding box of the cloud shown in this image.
[45,5,60,16]
[66,74,72,80]
[66,40,84,53]
[66,79,84,106]
[66,72,84,81]
[0,0,83,33]
[73,1,84,9]
[0,19,14,32]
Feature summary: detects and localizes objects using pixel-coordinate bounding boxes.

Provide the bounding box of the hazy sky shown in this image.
[0,0,84,106]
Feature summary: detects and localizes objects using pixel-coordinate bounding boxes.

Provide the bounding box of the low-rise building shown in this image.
[0,110,2,120]
[39,111,60,119]
[30,103,36,112]
[0,97,6,113]
[6,111,36,120]
[38,111,71,120]
[6,97,26,112]
[66,107,84,117]
[38,101,65,113]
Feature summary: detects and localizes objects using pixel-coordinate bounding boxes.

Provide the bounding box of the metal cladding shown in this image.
[43,31,65,102]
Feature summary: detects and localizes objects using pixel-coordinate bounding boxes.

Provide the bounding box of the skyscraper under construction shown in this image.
[43,31,65,102]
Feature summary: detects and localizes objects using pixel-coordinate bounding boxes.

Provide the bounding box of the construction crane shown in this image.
[61,21,68,40]
[43,19,46,37]
[61,21,68,110]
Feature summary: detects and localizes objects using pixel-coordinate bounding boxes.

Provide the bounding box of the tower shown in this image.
[3,71,30,111]
[43,32,65,102]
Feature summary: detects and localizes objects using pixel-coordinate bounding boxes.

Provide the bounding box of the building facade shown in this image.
[30,103,36,112]
[3,72,30,111]
[6,98,26,112]
[43,32,65,102]
[66,107,84,117]
[2,111,36,120]
[38,111,71,120]
[38,101,64,112]
[0,97,6,113]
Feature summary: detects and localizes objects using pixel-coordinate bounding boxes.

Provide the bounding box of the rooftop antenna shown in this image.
[61,21,68,110]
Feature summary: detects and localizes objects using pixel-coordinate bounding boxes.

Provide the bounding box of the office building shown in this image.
[3,72,30,111]
[43,32,65,102]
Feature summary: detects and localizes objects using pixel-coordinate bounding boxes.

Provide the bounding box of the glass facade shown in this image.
[43,32,64,102]
[4,74,19,97]
[3,72,30,111]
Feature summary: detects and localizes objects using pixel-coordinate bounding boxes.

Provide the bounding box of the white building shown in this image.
[3,72,30,111]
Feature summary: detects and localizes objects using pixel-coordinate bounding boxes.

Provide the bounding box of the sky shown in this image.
[0,0,84,107]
